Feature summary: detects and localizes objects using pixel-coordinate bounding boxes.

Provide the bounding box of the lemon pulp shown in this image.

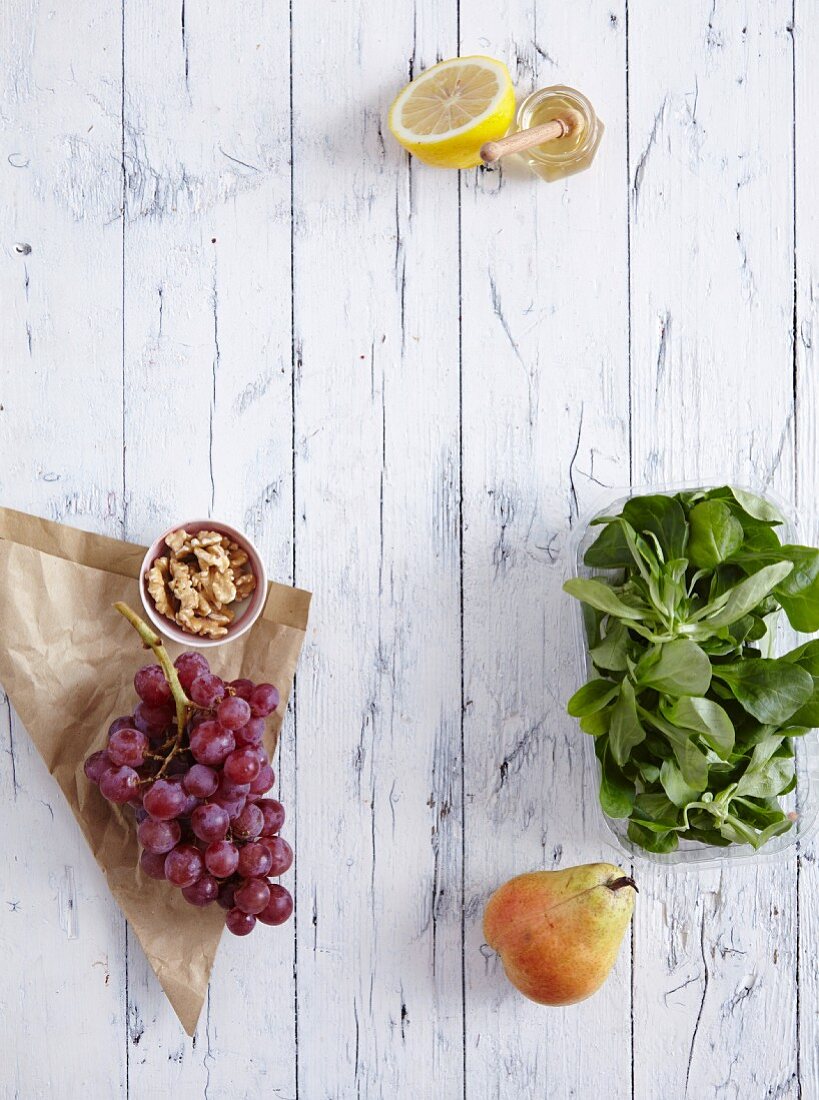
[388,56,515,169]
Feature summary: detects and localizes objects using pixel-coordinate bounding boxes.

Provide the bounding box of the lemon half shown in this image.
[388,56,515,169]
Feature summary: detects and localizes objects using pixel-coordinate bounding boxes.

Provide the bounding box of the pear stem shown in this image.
[608,876,638,893]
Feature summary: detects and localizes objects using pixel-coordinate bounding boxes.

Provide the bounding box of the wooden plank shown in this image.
[458,4,633,1097]
[0,0,127,1094]
[290,1,463,1095]
[794,6,819,1093]
[121,2,295,1093]
[628,3,799,1097]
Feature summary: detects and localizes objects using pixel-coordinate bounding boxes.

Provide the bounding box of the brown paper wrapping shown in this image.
[0,507,311,1035]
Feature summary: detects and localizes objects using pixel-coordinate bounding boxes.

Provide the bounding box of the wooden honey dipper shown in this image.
[480,108,584,166]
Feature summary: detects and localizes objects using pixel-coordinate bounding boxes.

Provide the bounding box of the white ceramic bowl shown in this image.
[139,519,268,649]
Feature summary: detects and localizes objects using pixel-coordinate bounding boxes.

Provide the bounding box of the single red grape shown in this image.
[140,849,168,880]
[174,651,210,693]
[225,907,256,935]
[191,803,230,843]
[234,877,271,915]
[84,750,111,784]
[108,727,149,768]
[233,803,264,840]
[216,695,252,731]
[224,748,261,785]
[249,683,280,718]
[138,817,182,854]
[257,799,286,836]
[234,718,265,748]
[134,664,172,706]
[189,720,235,766]
[99,764,140,803]
[166,775,200,816]
[181,875,219,906]
[133,701,175,737]
[184,764,219,798]
[211,789,247,822]
[249,763,276,795]
[205,840,240,878]
[237,842,273,878]
[217,881,238,910]
[143,778,187,820]
[263,835,293,876]
[190,673,226,709]
[257,884,293,926]
[108,715,135,739]
[229,678,254,701]
[164,844,205,887]
[216,774,251,797]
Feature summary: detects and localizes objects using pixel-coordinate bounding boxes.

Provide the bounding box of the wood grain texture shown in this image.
[629,3,799,1098]
[291,0,463,1093]
[0,2,126,1097]
[1,0,819,1096]
[795,1,819,1089]
[458,3,632,1098]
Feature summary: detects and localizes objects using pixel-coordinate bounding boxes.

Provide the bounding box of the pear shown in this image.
[483,862,636,1005]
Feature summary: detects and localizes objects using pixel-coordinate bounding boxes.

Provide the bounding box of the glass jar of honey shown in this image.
[514,85,603,181]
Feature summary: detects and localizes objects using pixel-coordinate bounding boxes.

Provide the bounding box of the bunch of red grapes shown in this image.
[84,650,292,936]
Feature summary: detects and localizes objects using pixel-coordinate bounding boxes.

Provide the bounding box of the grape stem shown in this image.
[114,602,191,777]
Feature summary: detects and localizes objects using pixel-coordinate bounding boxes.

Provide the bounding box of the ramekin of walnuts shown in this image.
[139,520,268,647]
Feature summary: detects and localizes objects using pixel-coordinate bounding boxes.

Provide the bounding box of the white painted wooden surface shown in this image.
[1,1,817,1097]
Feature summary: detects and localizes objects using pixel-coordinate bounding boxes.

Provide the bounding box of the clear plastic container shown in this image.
[566,482,819,868]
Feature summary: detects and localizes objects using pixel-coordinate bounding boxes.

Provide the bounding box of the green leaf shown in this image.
[597,740,636,818]
[563,578,648,621]
[719,815,764,847]
[590,619,630,672]
[782,638,819,674]
[635,759,661,783]
[738,522,784,554]
[608,679,646,765]
[687,500,744,569]
[726,486,785,524]
[780,628,819,724]
[734,720,778,747]
[627,820,679,853]
[734,740,795,799]
[660,758,703,807]
[787,685,819,728]
[780,725,812,738]
[775,546,819,632]
[633,791,680,825]
[583,519,634,569]
[567,678,620,717]
[712,659,814,724]
[635,639,712,697]
[622,494,688,561]
[730,795,788,830]
[664,729,709,790]
[700,561,794,629]
[755,817,795,845]
[663,696,735,758]
[580,708,614,735]
[640,709,710,789]
[680,826,733,847]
